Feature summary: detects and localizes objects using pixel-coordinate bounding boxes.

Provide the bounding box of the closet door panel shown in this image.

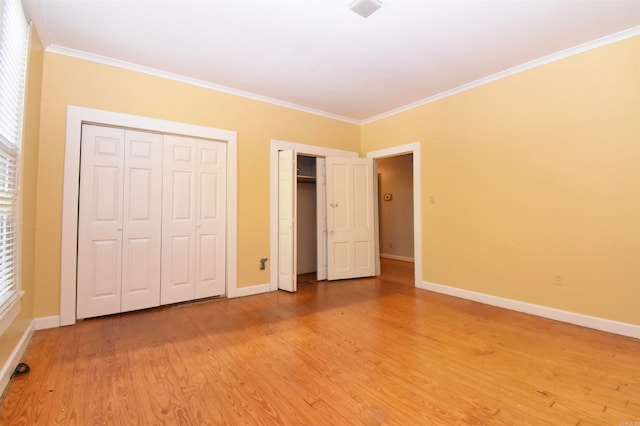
[120,130,163,312]
[195,140,227,298]
[77,125,125,319]
[161,135,197,304]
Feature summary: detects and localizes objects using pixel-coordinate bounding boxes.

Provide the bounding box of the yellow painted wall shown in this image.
[33,53,360,317]
[362,36,640,325]
[21,33,640,327]
[0,28,43,369]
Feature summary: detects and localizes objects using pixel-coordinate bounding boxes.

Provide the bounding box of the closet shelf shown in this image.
[297,175,316,183]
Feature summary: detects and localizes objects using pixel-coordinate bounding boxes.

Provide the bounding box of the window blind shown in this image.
[0,0,29,312]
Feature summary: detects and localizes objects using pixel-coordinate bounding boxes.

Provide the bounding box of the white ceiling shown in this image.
[25,0,640,122]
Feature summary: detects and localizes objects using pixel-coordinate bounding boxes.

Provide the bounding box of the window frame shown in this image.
[0,0,31,330]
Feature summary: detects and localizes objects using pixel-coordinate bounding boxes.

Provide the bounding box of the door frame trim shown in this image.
[269,140,357,291]
[366,142,422,286]
[60,105,238,326]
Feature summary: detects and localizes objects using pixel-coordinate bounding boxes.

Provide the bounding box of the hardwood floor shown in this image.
[1,259,639,425]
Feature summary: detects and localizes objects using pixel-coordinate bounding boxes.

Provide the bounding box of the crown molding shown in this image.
[362,26,640,124]
[41,25,639,126]
[45,45,360,125]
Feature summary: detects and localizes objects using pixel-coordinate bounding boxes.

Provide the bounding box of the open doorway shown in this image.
[296,155,319,286]
[376,153,415,280]
[367,141,422,287]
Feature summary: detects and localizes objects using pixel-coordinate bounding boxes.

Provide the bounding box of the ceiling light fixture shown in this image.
[348,0,383,18]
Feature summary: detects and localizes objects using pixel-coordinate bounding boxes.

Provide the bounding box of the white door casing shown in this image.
[77,125,125,319]
[326,157,376,280]
[120,130,163,312]
[366,142,422,287]
[61,106,238,326]
[278,149,296,292]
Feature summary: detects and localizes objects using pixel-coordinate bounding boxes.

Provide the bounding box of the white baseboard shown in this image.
[380,253,415,263]
[230,283,272,298]
[0,320,35,399]
[34,315,60,330]
[420,280,640,339]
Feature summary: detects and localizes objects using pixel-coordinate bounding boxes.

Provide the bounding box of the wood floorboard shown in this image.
[1,258,639,425]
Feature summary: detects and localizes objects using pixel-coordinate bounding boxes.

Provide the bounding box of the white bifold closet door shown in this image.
[77,126,226,320]
[77,125,163,319]
[161,135,227,305]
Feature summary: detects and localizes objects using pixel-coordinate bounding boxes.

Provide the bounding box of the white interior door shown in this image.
[194,139,227,298]
[278,149,297,291]
[326,157,375,280]
[77,125,125,319]
[120,130,163,312]
[161,135,197,304]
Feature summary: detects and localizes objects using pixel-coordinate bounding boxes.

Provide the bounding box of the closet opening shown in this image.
[296,155,318,286]
[376,153,415,282]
